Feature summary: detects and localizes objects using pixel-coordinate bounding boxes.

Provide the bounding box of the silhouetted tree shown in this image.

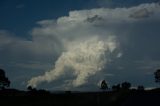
[112,84,120,91]
[65,91,71,94]
[154,69,160,83]
[0,69,10,89]
[27,86,37,92]
[137,85,144,91]
[100,80,108,90]
[27,86,33,91]
[121,82,131,90]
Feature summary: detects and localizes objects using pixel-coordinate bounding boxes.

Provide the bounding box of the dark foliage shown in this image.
[137,85,144,91]
[1,88,160,106]
[112,84,121,91]
[100,80,108,90]
[0,69,10,89]
[154,69,160,83]
[27,86,33,91]
[121,82,131,90]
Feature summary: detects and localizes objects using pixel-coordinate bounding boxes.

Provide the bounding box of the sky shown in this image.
[0,0,160,91]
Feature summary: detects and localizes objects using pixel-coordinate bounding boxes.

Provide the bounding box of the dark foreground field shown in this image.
[0,89,160,106]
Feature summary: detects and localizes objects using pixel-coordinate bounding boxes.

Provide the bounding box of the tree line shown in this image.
[1,68,160,91]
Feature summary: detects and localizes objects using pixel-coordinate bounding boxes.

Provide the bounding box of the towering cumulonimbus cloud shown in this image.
[27,3,160,88]
[27,36,119,87]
